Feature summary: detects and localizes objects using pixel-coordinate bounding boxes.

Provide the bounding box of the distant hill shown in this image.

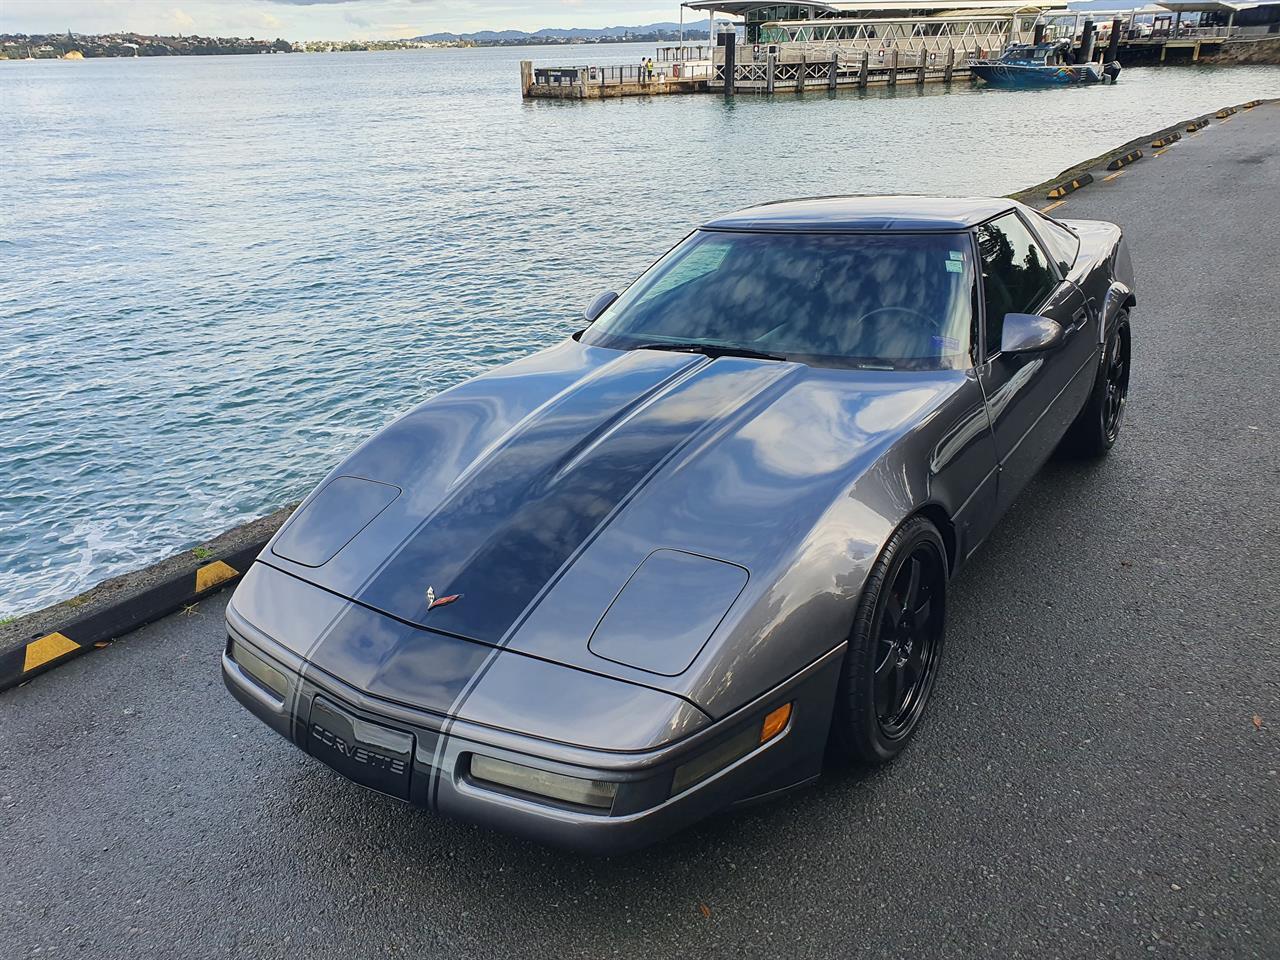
[413,22,719,43]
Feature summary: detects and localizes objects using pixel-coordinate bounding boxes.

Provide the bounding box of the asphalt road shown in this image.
[3,104,1277,960]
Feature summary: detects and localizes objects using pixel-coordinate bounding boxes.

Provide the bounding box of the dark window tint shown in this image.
[976,213,1058,355]
[1033,213,1080,274]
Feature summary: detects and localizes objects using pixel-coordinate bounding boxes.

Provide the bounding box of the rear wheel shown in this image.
[1062,312,1130,457]
[831,516,947,765]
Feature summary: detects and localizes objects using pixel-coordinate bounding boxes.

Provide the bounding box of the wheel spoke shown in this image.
[884,602,902,632]
[874,654,895,716]
[913,596,932,623]
[888,660,906,718]
[902,556,921,611]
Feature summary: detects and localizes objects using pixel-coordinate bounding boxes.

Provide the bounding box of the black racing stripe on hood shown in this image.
[301,596,494,716]
[353,354,789,645]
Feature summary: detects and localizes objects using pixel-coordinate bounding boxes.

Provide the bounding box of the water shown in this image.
[1,46,1277,617]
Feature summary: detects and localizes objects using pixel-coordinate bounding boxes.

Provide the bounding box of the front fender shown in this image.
[1100,235,1136,343]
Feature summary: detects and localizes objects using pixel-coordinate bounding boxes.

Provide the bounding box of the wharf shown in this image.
[522,46,975,99]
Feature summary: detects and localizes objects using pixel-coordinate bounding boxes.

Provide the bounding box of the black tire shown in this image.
[1062,311,1131,458]
[830,515,947,766]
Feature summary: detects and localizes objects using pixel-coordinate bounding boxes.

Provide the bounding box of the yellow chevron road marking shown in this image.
[195,560,239,593]
[24,632,80,672]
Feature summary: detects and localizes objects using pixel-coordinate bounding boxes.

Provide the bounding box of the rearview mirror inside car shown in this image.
[1001,313,1065,354]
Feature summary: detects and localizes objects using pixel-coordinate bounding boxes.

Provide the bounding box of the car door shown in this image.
[974,210,1094,512]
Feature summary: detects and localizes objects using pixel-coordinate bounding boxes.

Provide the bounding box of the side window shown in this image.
[1033,212,1080,274]
[975,213,1058,356]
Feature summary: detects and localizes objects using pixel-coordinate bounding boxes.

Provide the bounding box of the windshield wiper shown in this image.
[631,342,788,363]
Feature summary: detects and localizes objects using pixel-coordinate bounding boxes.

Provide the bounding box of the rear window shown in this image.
[1034,213,1080,274]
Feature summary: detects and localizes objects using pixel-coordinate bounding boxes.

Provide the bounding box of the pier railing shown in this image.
[713,45,982,91]
[655,44,716,62]
[530,62,713,91]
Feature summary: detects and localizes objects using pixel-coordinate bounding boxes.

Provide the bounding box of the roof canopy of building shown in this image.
[682,1,1065,15]
[1152,0,1261,11]
[683,0,1275,12]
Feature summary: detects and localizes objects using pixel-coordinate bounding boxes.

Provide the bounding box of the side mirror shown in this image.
[1000,313,1064,354]
[583,290,618,324]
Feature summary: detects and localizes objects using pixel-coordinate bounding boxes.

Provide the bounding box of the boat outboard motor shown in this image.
[1103,60,1122,83]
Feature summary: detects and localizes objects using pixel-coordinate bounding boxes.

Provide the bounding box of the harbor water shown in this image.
[2,45,1278,616]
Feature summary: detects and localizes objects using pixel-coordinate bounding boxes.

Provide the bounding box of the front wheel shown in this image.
[830,515,947,765]
[1062,312,1131,458]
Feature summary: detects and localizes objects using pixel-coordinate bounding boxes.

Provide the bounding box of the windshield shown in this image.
[580,229,976,370]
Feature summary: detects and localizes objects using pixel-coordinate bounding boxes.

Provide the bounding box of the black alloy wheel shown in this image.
[1102,325,1130,443]
[832,515,948,765]
[873,544,944,738]
[1062,311,1131,458]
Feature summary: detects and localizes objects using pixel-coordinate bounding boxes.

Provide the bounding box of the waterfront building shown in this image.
[682,1,1057,44]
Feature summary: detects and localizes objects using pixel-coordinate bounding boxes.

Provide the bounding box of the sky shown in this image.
[0,0,705,40]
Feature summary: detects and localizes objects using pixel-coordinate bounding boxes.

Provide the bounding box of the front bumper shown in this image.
[223,606,844,854]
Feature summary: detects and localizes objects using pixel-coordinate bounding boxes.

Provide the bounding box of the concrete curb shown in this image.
[0,505,296,691]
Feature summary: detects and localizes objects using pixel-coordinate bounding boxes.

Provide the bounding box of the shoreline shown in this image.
[2,95,1274,686]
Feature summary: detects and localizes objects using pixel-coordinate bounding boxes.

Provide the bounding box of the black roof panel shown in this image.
[702,196,1017,232]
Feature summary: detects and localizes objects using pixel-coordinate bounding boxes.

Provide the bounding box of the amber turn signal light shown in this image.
[760,703,792,743]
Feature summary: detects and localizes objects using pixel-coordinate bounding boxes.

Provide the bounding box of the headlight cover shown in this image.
[271,475,400,567]
[588,549,748,676]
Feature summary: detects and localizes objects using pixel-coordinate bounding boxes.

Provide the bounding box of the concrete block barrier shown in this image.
[0,542,269,691]
[1106,150,1143,171]
[1047,173,1094,199]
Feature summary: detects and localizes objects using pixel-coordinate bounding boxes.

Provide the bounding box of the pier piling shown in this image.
[944,46,955,83]
[828,53,838,90]
[888,48,898,87]
[766,52,776,93]
[858,50,869,88]
[1081,20,1096,65]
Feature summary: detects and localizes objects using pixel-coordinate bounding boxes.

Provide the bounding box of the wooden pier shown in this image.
[521,46,977,100]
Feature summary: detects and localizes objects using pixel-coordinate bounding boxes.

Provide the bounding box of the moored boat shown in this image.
[971,40,1121,87]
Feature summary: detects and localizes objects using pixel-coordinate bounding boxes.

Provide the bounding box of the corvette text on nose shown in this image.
[311,723,407,774]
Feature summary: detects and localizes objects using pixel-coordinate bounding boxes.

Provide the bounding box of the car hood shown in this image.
[260,339,965,714]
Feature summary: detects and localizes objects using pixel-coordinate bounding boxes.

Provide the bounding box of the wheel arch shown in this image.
[913,503,958,576]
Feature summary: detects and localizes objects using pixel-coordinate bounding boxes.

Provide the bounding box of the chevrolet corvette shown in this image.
[223,196,1134,852]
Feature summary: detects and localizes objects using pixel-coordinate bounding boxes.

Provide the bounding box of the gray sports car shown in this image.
[223,196,1134,853]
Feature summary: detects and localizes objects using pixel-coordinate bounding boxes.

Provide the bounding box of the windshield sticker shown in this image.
[948,250,965,260]
[931,335,960,353]
[944,260,963,273]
